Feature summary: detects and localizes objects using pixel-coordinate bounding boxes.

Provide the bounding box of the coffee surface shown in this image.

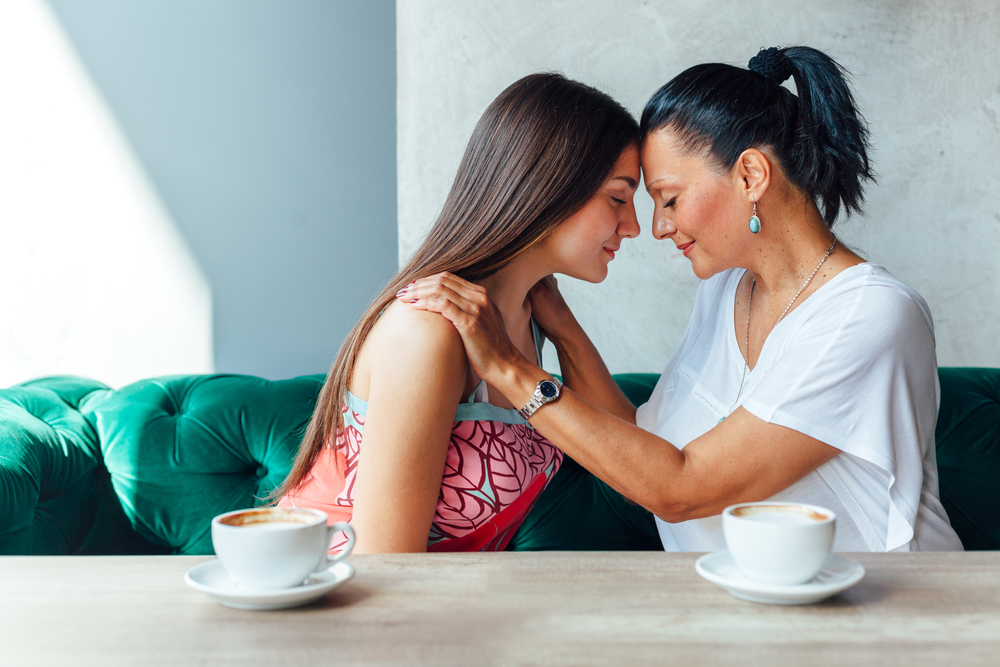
[740,512,817,525]
[220,509,317,528]
[233,521,310,530]
[731,505,829,522]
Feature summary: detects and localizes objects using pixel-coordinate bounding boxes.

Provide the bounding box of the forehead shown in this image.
[640,129,716,187]
[610,143,641,184]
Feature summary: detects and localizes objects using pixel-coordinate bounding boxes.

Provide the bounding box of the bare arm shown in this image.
[349,301,467,553]
[493,358,837,520]
[528,276,637,424]
[403,273,839,521]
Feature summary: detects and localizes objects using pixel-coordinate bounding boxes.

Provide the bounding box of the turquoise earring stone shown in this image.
[749,215,761,234]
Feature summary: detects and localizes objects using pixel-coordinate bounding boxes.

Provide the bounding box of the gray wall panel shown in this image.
[398,0,1000,372]
[49,0,398,380]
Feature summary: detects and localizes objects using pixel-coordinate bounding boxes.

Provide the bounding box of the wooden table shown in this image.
[2,552,999,666]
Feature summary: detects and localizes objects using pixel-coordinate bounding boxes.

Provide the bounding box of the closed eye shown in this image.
[612,197,627,205]
[663,197,676,208]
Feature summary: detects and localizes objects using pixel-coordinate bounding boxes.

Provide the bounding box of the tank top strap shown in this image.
[530,317,543,366]
[466,380,487,404]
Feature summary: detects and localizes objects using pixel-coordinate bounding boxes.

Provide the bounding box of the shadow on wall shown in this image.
[1,0,398,387]
[0,0,212,389]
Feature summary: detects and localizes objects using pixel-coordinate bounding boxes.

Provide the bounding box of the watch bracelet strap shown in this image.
[517,377,562,421]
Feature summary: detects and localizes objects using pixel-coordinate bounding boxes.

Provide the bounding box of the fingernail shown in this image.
[409,299,418,304]
[396,289,407,297]
[408,282,416,286]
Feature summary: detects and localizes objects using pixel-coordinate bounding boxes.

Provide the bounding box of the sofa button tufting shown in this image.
[255,465,268,478]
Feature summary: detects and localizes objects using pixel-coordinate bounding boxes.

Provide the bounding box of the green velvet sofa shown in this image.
[2,369,998,555]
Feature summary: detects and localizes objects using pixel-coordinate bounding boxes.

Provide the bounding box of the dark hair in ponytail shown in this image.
[640,46,874,227]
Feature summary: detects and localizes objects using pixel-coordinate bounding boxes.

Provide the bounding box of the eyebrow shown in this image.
[612,176,638,188]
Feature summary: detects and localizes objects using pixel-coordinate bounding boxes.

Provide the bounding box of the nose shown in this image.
[652,209,675,241]
[618,204,640,239]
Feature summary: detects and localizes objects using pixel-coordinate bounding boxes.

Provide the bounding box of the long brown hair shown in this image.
[271,73,638,501]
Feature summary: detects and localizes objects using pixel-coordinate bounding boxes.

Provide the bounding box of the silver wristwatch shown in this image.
[517,377,563,420]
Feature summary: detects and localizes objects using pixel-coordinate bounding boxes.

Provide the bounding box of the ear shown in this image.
[735,148,771,203]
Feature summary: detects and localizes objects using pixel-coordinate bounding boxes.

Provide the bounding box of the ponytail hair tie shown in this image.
[748,47,793,85]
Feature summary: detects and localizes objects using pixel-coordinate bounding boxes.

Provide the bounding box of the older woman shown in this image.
[400,46,962,552]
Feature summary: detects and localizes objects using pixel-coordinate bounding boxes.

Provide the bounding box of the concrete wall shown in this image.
[35,0,397,384]
[398,0,1000,374]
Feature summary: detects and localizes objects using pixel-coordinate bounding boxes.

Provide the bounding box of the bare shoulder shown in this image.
[370,300,465,357]
[352,300,468,400]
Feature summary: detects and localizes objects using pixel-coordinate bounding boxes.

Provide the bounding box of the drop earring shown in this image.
[749,201,761,234]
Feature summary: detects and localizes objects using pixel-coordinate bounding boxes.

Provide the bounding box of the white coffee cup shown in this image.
[211,507,355,589]
[722,502,835,586]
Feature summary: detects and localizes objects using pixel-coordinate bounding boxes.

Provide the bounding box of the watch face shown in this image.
[538,380,559,399]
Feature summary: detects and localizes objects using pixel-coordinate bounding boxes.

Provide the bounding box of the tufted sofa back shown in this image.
[934,368,1000,549]
[1,374,323,555]
[2,369,999,554]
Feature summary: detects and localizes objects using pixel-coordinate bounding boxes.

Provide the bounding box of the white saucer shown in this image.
[695,551,865,605]
[184,559,355,610]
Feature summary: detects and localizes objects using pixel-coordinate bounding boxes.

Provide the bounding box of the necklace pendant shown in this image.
[718,415,726,424]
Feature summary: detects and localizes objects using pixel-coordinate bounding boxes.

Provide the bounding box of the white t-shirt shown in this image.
[635,263,963,552]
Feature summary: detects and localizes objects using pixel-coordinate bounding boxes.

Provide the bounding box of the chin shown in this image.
[587,265,611,283]
[690,260,724,281]
[564,265,609,284]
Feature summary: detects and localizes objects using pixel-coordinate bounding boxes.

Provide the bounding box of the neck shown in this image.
[745,197,836,301]
[478,251,551,334]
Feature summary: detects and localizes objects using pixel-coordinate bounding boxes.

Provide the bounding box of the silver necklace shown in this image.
[719,238,837,423]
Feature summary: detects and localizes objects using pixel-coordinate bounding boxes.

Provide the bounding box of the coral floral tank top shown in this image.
[278,321,563,552]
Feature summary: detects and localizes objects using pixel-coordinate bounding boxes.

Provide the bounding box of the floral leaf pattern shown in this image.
[333,402,363,509]
[320,403,562,552]
[427,419,561,550]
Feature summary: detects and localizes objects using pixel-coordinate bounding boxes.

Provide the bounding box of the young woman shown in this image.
[272,73,642,553]
[404,47,963,552]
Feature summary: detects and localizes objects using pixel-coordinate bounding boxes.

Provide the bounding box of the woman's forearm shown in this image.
[400,273,823,521]
[549,317,637,424]
[498,353,844,524]
[497,356,686,515]
[401,272,841,525]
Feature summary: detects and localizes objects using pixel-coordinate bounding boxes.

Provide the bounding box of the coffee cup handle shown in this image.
[315,522,355,573]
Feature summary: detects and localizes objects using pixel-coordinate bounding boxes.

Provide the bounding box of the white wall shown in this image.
[47,0,398,382]
[0,1,398,388]
[0,0,211,388]
[398,0,1000,373]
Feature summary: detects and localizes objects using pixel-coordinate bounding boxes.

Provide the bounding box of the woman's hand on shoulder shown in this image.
[370,297,467,364]
[397,272,528,385]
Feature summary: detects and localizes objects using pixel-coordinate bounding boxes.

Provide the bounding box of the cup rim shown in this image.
[723,501,836,525]
[212,506,328,530]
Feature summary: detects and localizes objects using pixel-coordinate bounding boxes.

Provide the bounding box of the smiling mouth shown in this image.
[676,241,695,256]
